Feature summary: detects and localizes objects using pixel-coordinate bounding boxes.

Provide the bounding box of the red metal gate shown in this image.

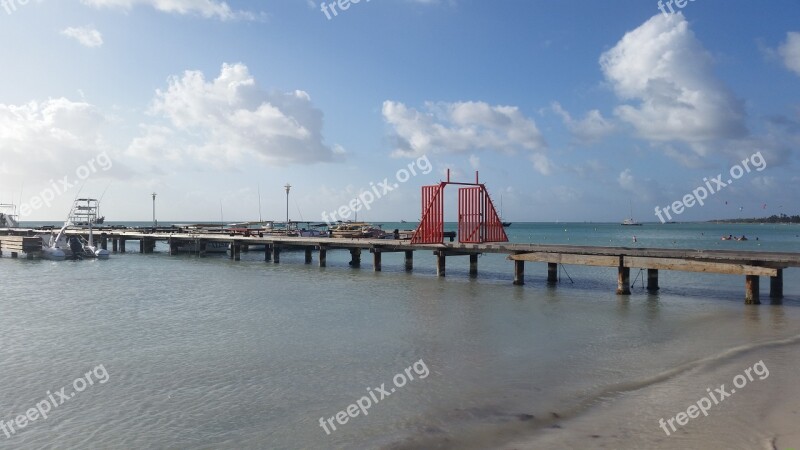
[411,171,508,245]
[411,184,444,244]
[458,187,484,243]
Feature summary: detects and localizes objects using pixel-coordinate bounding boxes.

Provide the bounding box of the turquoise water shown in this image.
[1,222,798,449]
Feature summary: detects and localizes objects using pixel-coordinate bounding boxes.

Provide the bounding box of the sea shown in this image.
[1,222,798,449]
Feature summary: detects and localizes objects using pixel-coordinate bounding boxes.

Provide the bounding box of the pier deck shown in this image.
[3,227,799,304]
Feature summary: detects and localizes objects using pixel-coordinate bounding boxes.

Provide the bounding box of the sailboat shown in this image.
[500,195,511,227]
[621,201,642,226]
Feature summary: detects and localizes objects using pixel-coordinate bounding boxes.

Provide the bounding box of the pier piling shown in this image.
[617,266,631,295]
[272,246,281,264]
[404,251,413,271]
[547,263,558,285]
[745,275,760,304]
[770,269,783,303]
[349,248,361,268]
[373,251,382,272]
[513,260,525,285]
[647,269,660,292]
[319,247,327,267]
[469,254,478,278]
[305,248,313,264]
[436,251,446,277]
[264,244,271,261]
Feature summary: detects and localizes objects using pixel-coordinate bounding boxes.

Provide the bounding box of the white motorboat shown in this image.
[39,199,109,260]
[0,204,19,228]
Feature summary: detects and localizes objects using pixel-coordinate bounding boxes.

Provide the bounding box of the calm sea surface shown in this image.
[1,222,799,449]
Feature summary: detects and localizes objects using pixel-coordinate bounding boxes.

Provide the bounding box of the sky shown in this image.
[0,0,798,223]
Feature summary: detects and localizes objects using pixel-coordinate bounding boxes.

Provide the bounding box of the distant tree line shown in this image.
[710,213,800,224]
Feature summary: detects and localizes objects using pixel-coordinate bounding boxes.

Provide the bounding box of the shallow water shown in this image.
[1,222,798,449]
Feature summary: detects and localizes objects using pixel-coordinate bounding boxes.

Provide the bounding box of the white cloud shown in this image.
[778,32,800,76]
[551,102,615,144]
[600,13,747,143]
[80,0,257,20]
[529,153,553,175]
[61,26,104,48]
[382,100,548,173]
[0,98,114,181]
[131,63,339,167]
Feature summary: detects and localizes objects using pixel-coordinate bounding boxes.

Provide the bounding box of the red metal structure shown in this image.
[411,170,509,244]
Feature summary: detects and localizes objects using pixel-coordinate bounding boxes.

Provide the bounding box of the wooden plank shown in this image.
[509,252,620,267]
[624,256,777,277]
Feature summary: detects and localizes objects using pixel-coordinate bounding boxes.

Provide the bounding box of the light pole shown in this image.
[151,192,157,228]
[284,183,291,230]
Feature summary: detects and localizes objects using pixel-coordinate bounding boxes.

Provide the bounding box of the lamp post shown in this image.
[284,183,291,230]
[151,192,157,229]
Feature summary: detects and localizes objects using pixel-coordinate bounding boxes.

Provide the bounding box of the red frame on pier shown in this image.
[411,171,508,244]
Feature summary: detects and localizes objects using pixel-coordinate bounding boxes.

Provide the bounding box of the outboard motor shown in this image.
[69,236,84,260]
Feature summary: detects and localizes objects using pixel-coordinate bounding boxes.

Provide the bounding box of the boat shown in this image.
[39,199,110,260]
[499,196,511,227]
[69,198,105,227]
[621,201,643,226]
[328,222,386,239]
[0,204,19,228]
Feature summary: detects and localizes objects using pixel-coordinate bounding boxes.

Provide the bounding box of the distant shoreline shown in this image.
[708,214,800,225]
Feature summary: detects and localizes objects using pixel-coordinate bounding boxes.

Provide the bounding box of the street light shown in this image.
[151,192,157,229]
[284,183,291,230]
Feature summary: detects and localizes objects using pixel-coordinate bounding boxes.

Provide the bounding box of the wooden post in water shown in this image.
[304,248,313,264]
[264,244,272,261]
[168,238,176,256]
[404,250,413,271]
[233,243,241,261]
[319,247,327,267]
[199,240,207,257]
[112,238,118,252]
[373,251,382,272]
[349,248,361,268]
[513,260,525,285]
[119,239,126,253]
[272,245,281,264]
[745,275,760,304]
[229,241,235,260]
[547,263,558,285]
[139,239,145,253]
[436,251,446,277]
[469,254,478,278]
[647,269,660,292]
[770,269,783,303]
[617,266,631,295]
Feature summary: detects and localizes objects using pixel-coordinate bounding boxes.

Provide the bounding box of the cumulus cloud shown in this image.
[80,0,257,20]
[778,32,800,76]
[0,98,113,181]
[600,13,747,143]
[551,102,615,144]
[129,63,339,167]
[382,100,550,173]
[61,26,104,48]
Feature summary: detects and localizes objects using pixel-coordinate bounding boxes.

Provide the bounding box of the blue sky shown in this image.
[0,0,798,223]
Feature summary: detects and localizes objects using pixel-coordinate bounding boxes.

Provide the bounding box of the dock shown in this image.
[3,227,797,305]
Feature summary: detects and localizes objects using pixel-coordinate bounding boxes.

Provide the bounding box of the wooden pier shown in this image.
[2,228,798,304]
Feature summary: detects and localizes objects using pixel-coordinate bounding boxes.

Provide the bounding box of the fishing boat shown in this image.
[39,199,110,260]
[0,204,19,228]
